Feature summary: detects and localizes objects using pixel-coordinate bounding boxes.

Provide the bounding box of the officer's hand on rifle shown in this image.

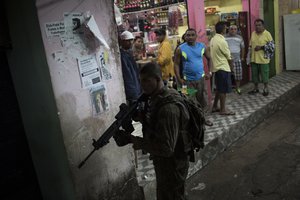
[132,110,145,122]
[113,130,132,147]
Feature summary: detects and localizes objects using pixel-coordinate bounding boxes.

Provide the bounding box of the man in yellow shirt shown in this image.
[248,19,274,96]
[155,29,175,83]
[210,22,235,115]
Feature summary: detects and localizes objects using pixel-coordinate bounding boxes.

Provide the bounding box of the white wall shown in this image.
[34,0,141,199]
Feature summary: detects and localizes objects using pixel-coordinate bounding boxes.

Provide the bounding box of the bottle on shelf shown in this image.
[121,0,184,13]
[181,84,187,95]
[145,0,150,8]
[142,0,145,9]
[150,0,155,8]
[142,47,147,60]
[156,12,160,23]
[181,75,188,95]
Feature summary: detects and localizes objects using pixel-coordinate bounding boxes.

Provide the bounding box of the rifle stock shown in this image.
[78,94,148,169]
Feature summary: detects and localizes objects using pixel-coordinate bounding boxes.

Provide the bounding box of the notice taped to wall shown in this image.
[97,50,112,81]
[77,55,101,88]
[63,12,84,34]
[44,21,65,37]
[52,50,67,63]
[90,84,109,115]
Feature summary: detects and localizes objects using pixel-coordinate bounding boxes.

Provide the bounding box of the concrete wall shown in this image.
[278,0,300,71]
[5,0,142,199]
[264,0,300,73]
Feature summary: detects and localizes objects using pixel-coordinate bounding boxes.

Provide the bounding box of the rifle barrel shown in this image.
[77,99,144,169]
[78,149,96,168]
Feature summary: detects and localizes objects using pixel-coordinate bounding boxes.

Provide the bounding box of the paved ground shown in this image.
[131,71,300,200]
[134,71,300,188]
[186,94,300,200]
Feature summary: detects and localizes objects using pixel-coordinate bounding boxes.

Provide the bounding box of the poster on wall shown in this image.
[90,84,109,115]
[97,50,112,81]
[80,15,110,55]
[77,55,102,88]
[44,21,65,38]
[52,50,68,64]
[84,15,109,49]
[220,12,238,22]
[60,12,88,58]
[63,12,84,34]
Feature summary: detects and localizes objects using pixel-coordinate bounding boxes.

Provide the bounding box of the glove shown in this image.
[121,118,134,133]
[113,130,132,147]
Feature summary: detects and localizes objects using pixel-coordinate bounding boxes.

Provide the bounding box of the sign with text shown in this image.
[44,21,65,37]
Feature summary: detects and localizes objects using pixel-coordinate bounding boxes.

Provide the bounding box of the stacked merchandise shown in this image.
[116,0,186,13]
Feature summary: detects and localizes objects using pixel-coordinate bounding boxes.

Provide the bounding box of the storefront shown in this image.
[204,0,251,87]
[115,0,188,61]
[114,0,263,100]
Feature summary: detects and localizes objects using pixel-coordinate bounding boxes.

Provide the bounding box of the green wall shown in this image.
[263,0,276,77]
[4,0,75,199]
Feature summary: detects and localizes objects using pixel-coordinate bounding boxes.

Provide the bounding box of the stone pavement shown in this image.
[131,71,300,200]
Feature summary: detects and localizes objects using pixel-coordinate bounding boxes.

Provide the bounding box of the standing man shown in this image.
[225,25,245,95]
[174,28,213,126]
[155,29,175,83]
[114,63,191,200]
[119,31,141,105]
[210,22,235,116]
[174,33,186,79]
[248,19,274,96]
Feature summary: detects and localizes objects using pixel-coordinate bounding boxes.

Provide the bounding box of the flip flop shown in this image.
[262,88,269,96]
[219,111,235,116]
[211,107,220,113]
[248,89,259,95]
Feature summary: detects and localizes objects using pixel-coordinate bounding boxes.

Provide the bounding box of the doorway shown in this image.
[0,52,42,200]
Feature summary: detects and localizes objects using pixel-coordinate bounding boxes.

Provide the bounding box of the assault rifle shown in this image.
[78,94,148,169]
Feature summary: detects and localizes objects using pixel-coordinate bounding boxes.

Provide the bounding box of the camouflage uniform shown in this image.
[137,88,190,200]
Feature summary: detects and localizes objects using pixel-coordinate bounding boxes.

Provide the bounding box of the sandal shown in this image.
[262,88,269,96]
[236,88,242,95]
[219,111,236,116]
[248,89,259,95]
